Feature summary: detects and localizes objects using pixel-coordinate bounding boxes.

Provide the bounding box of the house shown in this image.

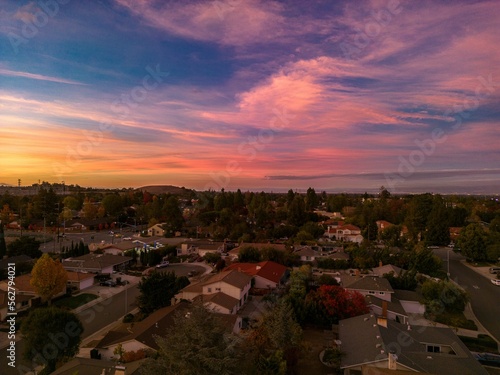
[94,301,242,360]
[175,269,252,314]
[177,240,227,257]
[66,271,95,291]
[99,241,138,255]
[147,223,166,237]
[326,224,363,243]
[0,273,66,314]
[338,313,488,374]
[376,220,393,232]
[62,253,132,274]
[371,263,404,278]
[51,357,144,375]
[224,261,289,289]
[343,276,394,302]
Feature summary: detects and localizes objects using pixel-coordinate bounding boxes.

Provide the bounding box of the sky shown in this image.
[0,0,499,194]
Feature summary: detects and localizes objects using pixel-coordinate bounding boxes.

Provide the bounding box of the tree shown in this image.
[457,223,488,261]
[137,272,189,314]
[305,187,318,211]
[409,245,443,277]
[30,254,68,305]
[7,236,42,258]
[140,302,241,375]
[425,198,451,246]
[287,195,306,227]
[305,285,369,327]
[163,196,184,233]
[0,220,6,259]
[102,194,123,218]
[421,280,469,315]
[238,246,261,263]
[21,306,83,373]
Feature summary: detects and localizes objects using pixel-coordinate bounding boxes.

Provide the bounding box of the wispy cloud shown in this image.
[0,68,87,85]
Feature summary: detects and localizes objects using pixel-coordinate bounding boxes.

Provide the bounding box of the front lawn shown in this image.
[54,293,98,310]
[430,311,477,331]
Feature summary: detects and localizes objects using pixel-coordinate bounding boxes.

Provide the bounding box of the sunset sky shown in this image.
[1,0,499,193]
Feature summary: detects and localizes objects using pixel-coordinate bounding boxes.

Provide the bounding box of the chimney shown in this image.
[388,351,398,370]
[355,269,360,277]
[382,301,388,318]
[379,260,383,267]
[115,365,126,375]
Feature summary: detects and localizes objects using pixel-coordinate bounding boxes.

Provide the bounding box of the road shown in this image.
[435,248,500,343]
[0,286,140,375]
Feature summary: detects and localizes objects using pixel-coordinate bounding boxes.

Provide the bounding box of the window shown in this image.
[427,345,440,353]
[379,292,384,295]
[207,287,212,293]
[216,288,221,292]
[369,291,375,295]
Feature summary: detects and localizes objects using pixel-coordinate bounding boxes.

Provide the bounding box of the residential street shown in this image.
[434,248,500,343]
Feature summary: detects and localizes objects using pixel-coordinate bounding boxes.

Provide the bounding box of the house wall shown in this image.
[253,275,278,289]
[203,281,250,310]
[99,340,149,360]
[400,300,425,315]
[79,277,94,290]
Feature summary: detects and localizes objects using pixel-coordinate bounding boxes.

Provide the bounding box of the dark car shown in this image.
[100,280,117,287]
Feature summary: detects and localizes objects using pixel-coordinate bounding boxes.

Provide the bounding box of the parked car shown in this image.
[156,261,169,268]
[100,280,117,287]
[491,279,500,286]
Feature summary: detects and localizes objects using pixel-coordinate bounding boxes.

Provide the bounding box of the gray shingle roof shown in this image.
[345,276,394,293]
[339,314,488,374]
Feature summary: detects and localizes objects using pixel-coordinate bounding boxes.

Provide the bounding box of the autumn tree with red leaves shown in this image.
[305,285,369,327]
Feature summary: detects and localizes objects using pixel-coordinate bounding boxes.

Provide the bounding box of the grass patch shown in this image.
[459,334,499,354]
[54,293,98,310]
[430,311,478,330]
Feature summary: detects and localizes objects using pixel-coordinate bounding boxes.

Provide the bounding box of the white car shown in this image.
[491,279,500,286]
[156,261,169,268]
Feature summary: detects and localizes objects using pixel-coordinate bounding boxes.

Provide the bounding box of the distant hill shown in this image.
[136,185,194,195]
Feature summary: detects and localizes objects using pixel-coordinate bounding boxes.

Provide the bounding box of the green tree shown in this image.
[457,223,488,261]
[409,245,443,277]
[421,280,469,314]
[102,193,123,218]
[137,272,190,314]
[7,236,42,258]
[31,254,68,305]
[140,303,241,375]
[425,198,451,246]
[163,196,184,233]
[238,246,261,263]
[0,220,6,258]
[305,187,318,211]
[287,195,306,227]
[21,306,83,373]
